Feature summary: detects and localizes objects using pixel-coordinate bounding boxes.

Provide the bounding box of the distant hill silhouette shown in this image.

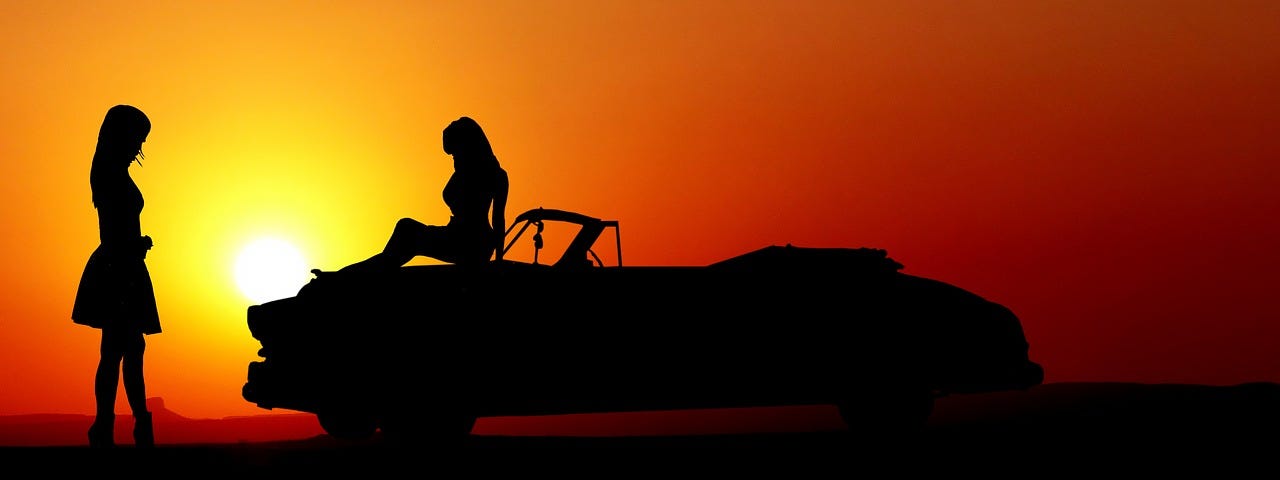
[0,397,325,447]
[2,382,1277,448]
[924,380,1280,453]
[474,381,1280,444]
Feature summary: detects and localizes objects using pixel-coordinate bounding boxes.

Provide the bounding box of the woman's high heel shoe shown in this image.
[88,414,114,448]
[133,411,154,448]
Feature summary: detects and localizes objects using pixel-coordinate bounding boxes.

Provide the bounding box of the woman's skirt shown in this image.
[71,245,161,334]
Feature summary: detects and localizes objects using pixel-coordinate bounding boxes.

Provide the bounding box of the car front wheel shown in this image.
[379,411,477,448]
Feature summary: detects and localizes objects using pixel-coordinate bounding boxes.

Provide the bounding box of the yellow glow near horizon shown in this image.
[233,237,310,304]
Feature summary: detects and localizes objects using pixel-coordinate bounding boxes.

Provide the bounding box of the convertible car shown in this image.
[242,207,1043,445]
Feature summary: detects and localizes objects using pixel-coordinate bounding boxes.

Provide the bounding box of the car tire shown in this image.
[380,411,477,448]
[317,411,379,440]
[837,387,935,442]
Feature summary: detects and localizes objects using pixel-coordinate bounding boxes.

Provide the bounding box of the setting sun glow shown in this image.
[234,238,309,304]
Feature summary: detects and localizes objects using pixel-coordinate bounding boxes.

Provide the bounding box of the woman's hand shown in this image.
[493,229,504,262]
[139,235,153,259]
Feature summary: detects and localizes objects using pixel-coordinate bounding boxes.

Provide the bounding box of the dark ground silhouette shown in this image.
[2,381,1276,475]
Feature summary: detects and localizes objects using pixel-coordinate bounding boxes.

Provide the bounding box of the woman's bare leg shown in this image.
[89,331,125,447]
[340,218,433,272]
[121,337,147,415]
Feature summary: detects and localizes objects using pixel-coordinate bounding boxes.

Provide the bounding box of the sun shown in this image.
[234,237,310,304]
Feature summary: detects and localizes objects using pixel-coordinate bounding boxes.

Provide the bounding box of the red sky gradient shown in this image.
[1,1,1277,423]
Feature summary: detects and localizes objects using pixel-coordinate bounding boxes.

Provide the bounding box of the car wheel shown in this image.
[837,387,935,441]
[380,411,477,448]
[317,412,379,440]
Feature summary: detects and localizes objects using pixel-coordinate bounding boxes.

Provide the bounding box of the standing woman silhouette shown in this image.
[72,105,160,448]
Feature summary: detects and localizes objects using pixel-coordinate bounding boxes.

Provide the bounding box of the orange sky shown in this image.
[1,1,1277,420]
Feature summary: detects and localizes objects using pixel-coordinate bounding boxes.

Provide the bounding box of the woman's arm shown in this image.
[97,206,151,259]
[491,169,509,261]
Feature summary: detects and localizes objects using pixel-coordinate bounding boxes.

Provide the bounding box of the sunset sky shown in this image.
[1,1,1277,421]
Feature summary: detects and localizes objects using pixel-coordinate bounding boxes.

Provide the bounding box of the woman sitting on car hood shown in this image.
[340,116,509,271]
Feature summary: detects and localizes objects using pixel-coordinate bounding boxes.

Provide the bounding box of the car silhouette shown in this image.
[242,207,1044,445]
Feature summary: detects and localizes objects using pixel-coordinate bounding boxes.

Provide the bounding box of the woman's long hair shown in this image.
[89,105,150,207]
[442,116,499,172]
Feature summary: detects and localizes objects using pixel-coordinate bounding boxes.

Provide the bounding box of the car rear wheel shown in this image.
[837,387,935,441]
[317,411,379,440]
